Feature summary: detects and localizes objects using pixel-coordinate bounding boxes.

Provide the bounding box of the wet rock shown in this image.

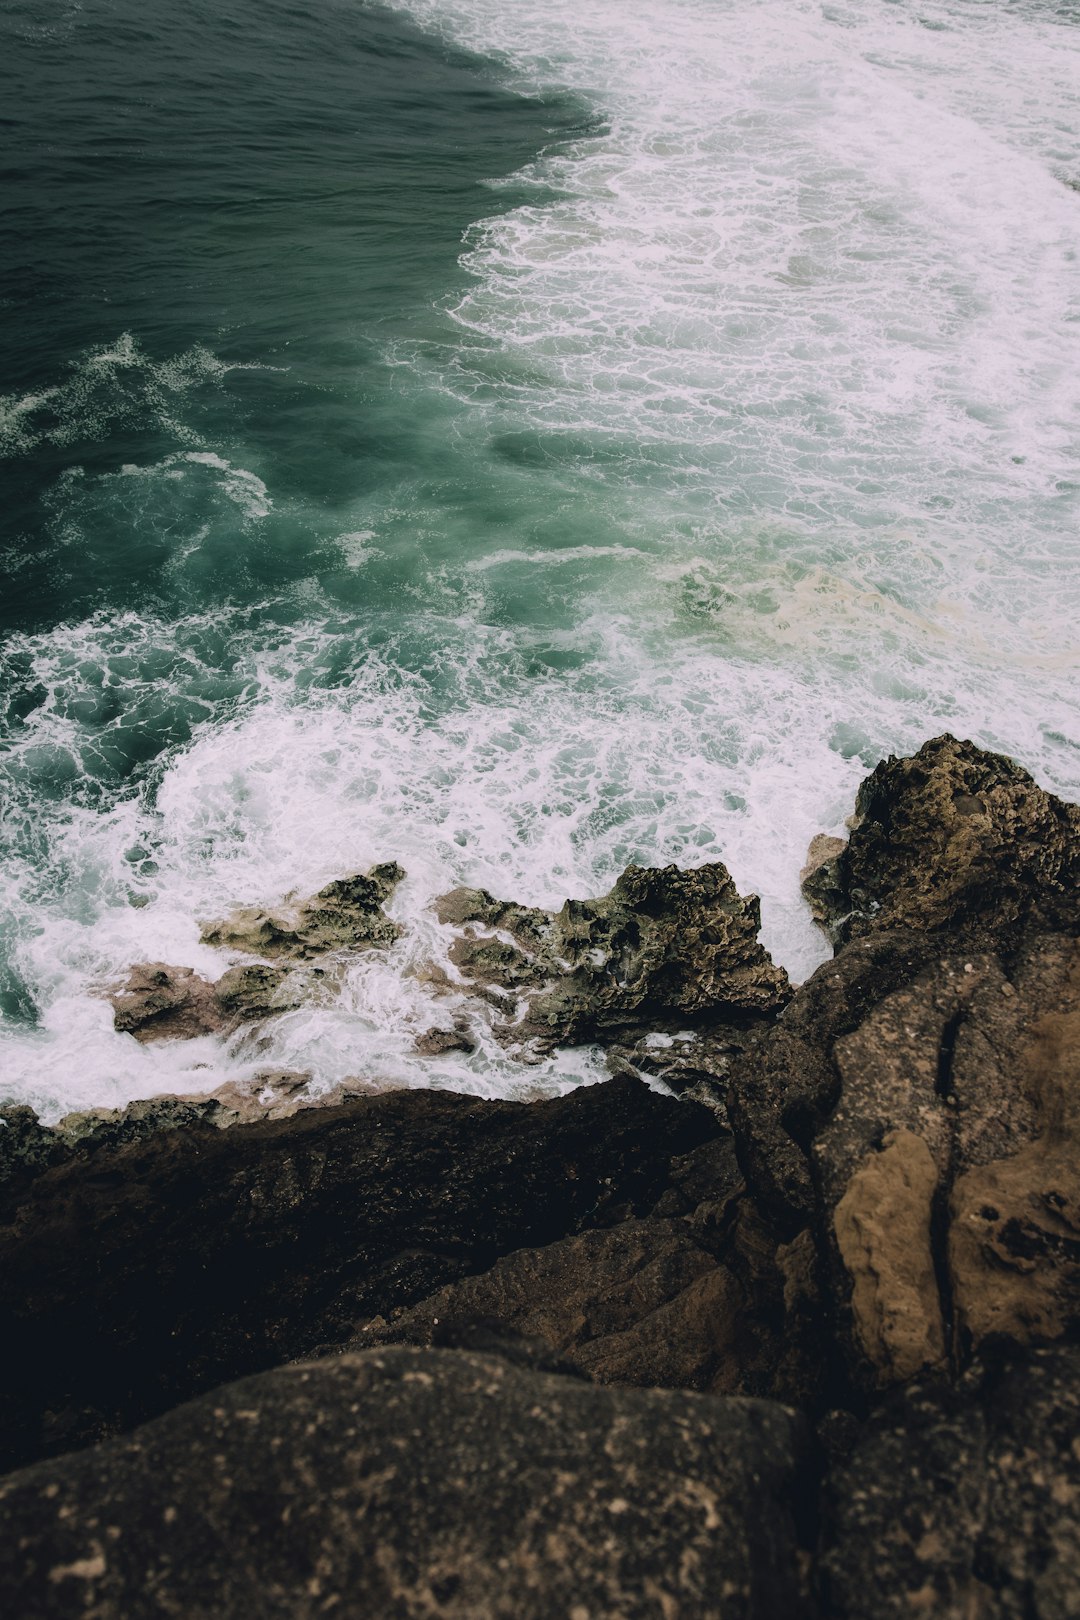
[109,960,306,1043]
[821,1345,1080,1619]
[414,1021,476,1056]
[0,1076,719,1473]
[0,1347,816,1620]
[109,962,230,1042]
[606,1026,754,1115]
[803,734,1080,946]
[201,861,405,959]
[440,861,789,1052]
[800,833,847,935]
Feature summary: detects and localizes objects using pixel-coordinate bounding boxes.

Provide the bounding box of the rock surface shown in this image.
[822,1345,1080,1619]
[3,733,1080,1616]
[803,734,1080,946]
[200,862,405,958]
[0,1348,816,1620]
[440,860,789,1052]
[109,961,306,1042]
[0,1076,718,1474]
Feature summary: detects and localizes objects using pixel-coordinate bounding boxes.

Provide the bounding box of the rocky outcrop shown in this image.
[3,732,1080,1616]
[440,860,789,1052]
[109,961,308,1042]
[0,1348,816,1620]
[200,862,405,958]
[821,1345,1080,1619]
[802,735,1080,946]
[0,1077,719,1474]
[728,733,1080,1399]
[357,1134,827,1408]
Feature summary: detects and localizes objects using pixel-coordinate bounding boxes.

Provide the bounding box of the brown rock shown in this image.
[439,860,789,1053]
[109,960,306,1043]
[0,1348,816,1620]
[200,861,405,959]
[109,962,229,1042]
[804,734,1080,946]
[821,1345,1080,1619]
[833,1129,946,1387]
[0,1076,720,1473]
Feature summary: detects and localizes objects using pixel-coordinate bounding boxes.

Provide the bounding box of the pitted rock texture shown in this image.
[200,861,405,958]
[821,1346,1080,1620]
[439,860,789,1052]
[0,1077,719,1474]
[728,931,1080,1392]
[802,734,1080,946]
[109,961,306,1042]
[0,1348,816,1620]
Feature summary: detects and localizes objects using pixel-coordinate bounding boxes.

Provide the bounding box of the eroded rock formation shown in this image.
[2,733,1079,1617]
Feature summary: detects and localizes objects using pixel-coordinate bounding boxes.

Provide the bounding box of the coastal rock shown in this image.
[109,962,232,1041]
[0,1348,815,1620]
[802,734,1080,946]
[109,959,307,1042]
[0,1076,719,1473]
[360,1135,828,1409]
[200,861,405,958]
[821,1345,1080,1619]
[440,861,789,1052]
[728,921,1080,1392]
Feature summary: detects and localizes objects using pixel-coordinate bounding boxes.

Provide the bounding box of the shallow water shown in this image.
[2,0,1078,1119]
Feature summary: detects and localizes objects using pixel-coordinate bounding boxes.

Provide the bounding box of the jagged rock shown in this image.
[439,861,789,1052]
[800,833,847,934]
[109,962,231,1041]
[605,1026,753,1114]
[414,1022,476,1056]
[802,734,1080,946]
[0,1076,719,1474]
[109,960,306,1043]
[821,1345,1080,1619]
[0,1348,816,1620]
[201,862,405,959]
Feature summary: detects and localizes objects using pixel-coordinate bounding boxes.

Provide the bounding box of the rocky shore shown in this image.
[1,734,1077,1617]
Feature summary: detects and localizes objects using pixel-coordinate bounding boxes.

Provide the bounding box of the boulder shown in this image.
[0,1348,816,1620]
[801,734,1080,946]
[0,1076,719,1473]
[440,861,789,1052]
[200,862,405,958]
[109,961,306,1043]
[109,962,233,1041]
[821,1345,1080,1619]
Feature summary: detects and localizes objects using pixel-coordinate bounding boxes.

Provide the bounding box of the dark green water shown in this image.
[1,0,586,630]
[2,0,1078,1117]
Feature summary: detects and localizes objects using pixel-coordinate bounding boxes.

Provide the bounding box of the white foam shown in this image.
[4,0,1080,1118]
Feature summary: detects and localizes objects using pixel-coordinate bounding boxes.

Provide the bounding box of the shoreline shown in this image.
[1,731,1078,1614]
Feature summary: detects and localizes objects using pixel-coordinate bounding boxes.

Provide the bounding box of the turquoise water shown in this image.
[2,0,1079,1117]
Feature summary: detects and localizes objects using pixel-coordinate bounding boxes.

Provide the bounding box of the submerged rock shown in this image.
[802,734,1080,946]
[0,1348,816,1620]
[440,860,790,1052]
[201,861,405,959]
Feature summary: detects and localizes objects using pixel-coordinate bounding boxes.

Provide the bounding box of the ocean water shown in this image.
[2,0,1078,1120]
